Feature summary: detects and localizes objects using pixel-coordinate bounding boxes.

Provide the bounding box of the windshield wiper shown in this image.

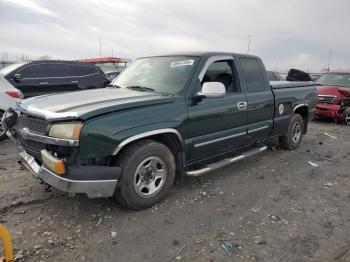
[126,85,155,92]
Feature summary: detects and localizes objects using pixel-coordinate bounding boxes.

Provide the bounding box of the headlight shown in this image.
[49,122,83,140]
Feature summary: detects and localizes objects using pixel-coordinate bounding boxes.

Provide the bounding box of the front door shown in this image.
[187,56,248,163]
[10,64,48,98]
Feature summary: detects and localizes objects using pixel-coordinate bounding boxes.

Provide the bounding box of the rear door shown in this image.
[187,55,248,163]
[237,57,274,142]
[45,63,79,93]
[73,65,102,89]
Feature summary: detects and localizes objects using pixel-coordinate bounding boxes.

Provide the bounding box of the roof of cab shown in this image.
[140,51,260,60]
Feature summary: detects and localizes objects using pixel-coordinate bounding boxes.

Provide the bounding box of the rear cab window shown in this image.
[239,58,266,93]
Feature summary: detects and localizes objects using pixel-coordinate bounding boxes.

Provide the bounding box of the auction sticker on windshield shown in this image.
[170,59,194,67]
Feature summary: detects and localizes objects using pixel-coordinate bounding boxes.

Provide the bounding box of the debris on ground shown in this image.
[221,240,241,256]
[308,161,319,167]
[323,132,337,139]
[269,214,281,222]
[324,182,334,187]
[253,235,267,245]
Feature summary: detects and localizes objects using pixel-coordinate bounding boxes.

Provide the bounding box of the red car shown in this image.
[315,71,350,125]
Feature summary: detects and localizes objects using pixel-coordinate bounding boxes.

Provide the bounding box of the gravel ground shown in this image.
[0,120,349,262]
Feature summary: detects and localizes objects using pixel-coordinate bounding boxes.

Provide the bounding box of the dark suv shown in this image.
[1,60,110,98]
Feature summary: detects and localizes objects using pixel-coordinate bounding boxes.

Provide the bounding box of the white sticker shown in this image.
[279,104,284,115]
[170,59,194,68]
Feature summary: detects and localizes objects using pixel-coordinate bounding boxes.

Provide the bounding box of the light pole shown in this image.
[327,48,332,71]
[99,37,102,62]
[247,34,251,54]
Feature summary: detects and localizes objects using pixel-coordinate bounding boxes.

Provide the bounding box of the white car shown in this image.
[0,63,25,140]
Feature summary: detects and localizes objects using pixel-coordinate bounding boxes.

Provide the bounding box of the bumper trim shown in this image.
[18,148,119,198]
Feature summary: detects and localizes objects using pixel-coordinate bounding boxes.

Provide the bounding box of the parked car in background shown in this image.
[3,52,317,209]
[267,71,284,81]
[0,60,109,99]
[105,70,120,81]
[0,63,25,140]
[315,71,350,125]
[0,60,110,140]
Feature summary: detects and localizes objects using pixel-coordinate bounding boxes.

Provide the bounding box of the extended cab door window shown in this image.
[187,57,248,163]
[239,57,274,141]
[201,60,240,94]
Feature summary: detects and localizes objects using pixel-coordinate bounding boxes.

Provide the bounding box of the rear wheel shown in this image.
[279,113,304,150]
[0,111,8,141]
[114,139,176,210]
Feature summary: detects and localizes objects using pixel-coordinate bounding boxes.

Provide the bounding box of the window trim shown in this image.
[197,55,241,95]
[17,63,100,80]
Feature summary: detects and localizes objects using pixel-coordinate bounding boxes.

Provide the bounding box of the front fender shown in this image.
[80,121,183,159]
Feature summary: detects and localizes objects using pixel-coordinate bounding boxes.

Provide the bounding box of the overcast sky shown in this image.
[0,0,349,71]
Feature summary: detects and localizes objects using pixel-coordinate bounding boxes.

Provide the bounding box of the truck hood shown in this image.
[18,88,174,121]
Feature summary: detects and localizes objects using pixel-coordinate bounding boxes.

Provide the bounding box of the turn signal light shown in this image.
[41,150,66,175]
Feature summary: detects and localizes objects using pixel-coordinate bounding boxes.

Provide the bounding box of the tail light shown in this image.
[5,91,24,99]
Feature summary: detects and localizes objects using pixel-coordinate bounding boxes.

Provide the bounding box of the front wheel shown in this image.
[279,113,304,150]
[114,139,176,210]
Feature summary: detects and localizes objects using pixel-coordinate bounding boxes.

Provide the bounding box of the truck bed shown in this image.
[270,81,315,89]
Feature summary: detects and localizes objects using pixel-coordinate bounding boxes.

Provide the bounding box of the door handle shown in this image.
[39,82,48,85]
[72,80,79,83]
[237,101,247,111]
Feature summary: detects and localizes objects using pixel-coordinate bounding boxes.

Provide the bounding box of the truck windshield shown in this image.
[316,73,350,88]
[111,56,197,94]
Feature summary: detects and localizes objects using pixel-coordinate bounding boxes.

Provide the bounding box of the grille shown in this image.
[318,95,336,103]
[17,114,49,161]
[17,114,49,135]
[18,139,46,160]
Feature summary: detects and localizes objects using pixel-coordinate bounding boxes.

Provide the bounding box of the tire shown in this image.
[344,111,350,126]
[0,111,8,141]
[279,113,304,150]
[114,139,176,210]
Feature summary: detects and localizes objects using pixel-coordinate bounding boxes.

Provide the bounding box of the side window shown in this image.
[239,58,266,93]
[46,64,76,77]
[19,64,47,78]
[202,60,240,93]
[74,65,99,77]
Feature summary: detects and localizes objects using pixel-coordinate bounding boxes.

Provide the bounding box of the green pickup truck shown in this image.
[2,52,317,210]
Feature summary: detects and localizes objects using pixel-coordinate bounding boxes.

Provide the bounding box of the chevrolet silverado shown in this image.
[2,52,317,210]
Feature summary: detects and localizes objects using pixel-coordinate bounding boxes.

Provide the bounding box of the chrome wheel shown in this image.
[345,113,350,126]
[291,122,302,143]
[133,156,167,198]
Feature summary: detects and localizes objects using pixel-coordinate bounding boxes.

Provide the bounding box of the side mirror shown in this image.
[13,73,22,81]
[198,82,226,98]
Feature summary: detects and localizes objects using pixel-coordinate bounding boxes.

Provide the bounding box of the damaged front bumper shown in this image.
[14,136,121,198]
